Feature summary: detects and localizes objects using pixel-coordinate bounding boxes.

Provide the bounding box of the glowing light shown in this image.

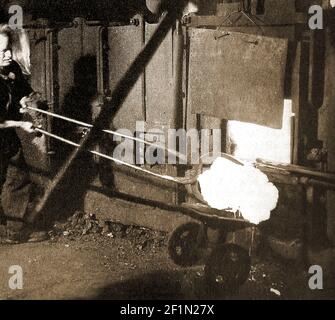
[183,1,199,16]
[198,157,279,225]
[228,100,293,164]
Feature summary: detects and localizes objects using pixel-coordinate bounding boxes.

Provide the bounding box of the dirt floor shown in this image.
[0,212,334,300]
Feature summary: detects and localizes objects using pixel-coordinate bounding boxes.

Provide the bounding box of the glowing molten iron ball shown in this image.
[198,157,279,225]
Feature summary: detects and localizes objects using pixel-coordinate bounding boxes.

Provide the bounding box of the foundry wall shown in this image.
[21,1,333,252]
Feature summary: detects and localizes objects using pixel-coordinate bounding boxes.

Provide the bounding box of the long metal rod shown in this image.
[26,105,187,162]
[23,19,138,30]
[23,22,75,29]
[256,161,335,183]
[27,2,186,223]
[84,19,139,27]
[35,128,183,184]
[27,106,93,127]
[300,177,335,191]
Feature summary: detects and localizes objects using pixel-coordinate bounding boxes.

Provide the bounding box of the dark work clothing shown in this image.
[0,61,32,156]
[0,60,33,221]
[0,60,32,120]
[0,149,31,219]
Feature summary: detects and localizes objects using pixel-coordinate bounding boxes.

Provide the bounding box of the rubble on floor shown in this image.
[48,211,168,252]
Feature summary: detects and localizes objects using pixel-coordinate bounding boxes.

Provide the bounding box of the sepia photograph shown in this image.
[0,0,334,304]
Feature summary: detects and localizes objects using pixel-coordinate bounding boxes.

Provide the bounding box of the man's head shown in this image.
[0,25,12,68]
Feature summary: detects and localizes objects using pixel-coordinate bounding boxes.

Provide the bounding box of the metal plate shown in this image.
[188,29,288,129]
[57,25,83,110]
[145,24,174,129]
[108,23,145,131]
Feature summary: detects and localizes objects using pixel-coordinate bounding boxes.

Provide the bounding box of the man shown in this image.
[0,23,45,243]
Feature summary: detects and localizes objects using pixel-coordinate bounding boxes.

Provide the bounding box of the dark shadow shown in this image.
[256,0,265,15]
[43,55,99,225]
[27,0,211,23]
[94,270,185,300]
[41,154,97,227]
[61,55,97,138]
[28,0,150,22]
[52,55,98,167]
[85,259,335,300]
[86,269,220,300]
[54,54,97,158]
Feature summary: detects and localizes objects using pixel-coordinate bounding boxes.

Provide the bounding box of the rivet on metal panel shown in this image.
[130,19,140,26]
[72,19,80,28]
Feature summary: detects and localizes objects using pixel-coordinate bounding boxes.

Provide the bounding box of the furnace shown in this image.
[0,0,334,301]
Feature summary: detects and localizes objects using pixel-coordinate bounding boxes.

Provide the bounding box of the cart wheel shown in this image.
[205,243,251,292]
[168,222,206,267]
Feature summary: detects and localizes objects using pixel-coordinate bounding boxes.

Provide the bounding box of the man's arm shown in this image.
[9,61,38,115]
[0,120,36,133]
